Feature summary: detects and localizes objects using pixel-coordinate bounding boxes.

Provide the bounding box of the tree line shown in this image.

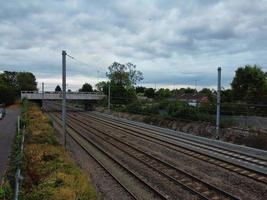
[0,71,37,105]
[92,63,267,105]
[1,63,266,108]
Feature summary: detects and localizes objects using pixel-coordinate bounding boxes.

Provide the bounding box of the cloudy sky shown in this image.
[0,0,267,91]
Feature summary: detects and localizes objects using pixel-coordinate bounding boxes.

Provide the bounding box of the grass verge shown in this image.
[1,101,97,200]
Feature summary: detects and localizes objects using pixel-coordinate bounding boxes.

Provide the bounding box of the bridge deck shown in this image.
[21,91,106,100]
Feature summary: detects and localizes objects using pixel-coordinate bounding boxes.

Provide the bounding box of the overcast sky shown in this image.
[0,0,267,91]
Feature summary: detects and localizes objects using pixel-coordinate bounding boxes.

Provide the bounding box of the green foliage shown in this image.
[21,104,97,200]
[95,81,108,94]
[135,86,146,93]
[104,62,143,104]
[0,83,17,105]
[122,100,214,123]
[198,102,216,114]
[0,182,12,199]
[1,101,28,199]
[0,71,37,105]
[79,83,93,92]
[16,72,37,92]
[123,101,159,115]
[0,187,4,198]
[106,62,143,88]
[110,84,136,104]
[155,88,171,99]
[55,85,62,92]
[231,65,267,103]
[221,89,233,103]
[199,88,215,103]
[178,87,196,94]
[144,88,155,98]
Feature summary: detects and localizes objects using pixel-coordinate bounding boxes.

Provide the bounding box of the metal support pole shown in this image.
[62,50,67,148]
[42,82,44,110]
[216,67,221,139]
[108,82,111,111]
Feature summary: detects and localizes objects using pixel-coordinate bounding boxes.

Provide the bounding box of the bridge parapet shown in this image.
[21,91,106,100]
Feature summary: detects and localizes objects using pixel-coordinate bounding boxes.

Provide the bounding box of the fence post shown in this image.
[14,116,24,200]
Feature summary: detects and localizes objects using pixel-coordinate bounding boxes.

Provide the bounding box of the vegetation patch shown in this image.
[1,101,97,200]
[22,103,97,200]
[0,101,29,199]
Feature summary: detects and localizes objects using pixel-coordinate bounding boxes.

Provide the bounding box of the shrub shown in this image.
[20,103,97,200]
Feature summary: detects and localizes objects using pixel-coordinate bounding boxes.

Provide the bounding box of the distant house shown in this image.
[175,93,209,106]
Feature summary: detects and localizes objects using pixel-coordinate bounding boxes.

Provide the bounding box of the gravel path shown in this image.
[0,105,20,183]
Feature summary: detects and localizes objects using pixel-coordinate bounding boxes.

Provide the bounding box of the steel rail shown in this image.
[50,113,169,200]
[79,112,267,184]
[44,103,267,183]
[45,101,267,161]
[62,112,239,200]
[90,112,267,167]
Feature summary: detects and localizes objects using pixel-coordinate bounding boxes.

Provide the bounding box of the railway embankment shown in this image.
[0,101,97,200]
[95,107,267,151]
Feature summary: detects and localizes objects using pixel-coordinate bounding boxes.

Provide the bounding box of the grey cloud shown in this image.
[0,0,267,88]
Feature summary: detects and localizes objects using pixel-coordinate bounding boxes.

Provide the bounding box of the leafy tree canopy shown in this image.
[136,86,146,93]
[155,88,171,99]
[95,81,109,95]
[55,85,62,92]
[105,62,143,104]
[17,72,37,92]
[231,65,267,103]
[144,88,155,98]
[0,71,37,105]
[199,88,215,102]
[79,83,93,92]
[106,62,143,88]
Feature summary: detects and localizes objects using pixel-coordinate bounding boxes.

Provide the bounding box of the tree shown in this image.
[16,72,37,92]
[79,83,93,92]
[0,82,16,105]
[231,65,267,103]
[199,88,215,103]
[136,86,146,93]
[0,71,37,105]
[144,88,155,98]
[106,62,143,104]
[221,89,233,103]
[179,87,196,94]
[106,62,143,88]
[96,81,108,94]
[155,88,171,99]
[55,85,62,92]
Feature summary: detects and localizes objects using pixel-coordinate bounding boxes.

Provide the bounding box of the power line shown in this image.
[66,53,105,76]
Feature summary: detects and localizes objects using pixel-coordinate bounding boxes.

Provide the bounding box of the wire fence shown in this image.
[92,94,267,131]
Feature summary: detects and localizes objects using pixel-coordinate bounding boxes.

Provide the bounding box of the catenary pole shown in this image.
[108,82,111,111]
[216,67,221,139]
[62,50,67,148]
[42,82,44,110]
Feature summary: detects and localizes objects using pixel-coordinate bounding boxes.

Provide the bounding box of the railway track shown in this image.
[50,113,166,200]
[44,102,267,184]
[51,111,239,200]
[80,111,267,185]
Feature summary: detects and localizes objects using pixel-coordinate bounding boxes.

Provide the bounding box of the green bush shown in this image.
[122,100,215,123]
[123,101,143,114]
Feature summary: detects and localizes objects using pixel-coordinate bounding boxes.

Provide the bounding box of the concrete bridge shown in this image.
[21,91,106,100]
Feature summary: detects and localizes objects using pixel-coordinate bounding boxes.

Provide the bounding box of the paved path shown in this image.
[0,105,20,183]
